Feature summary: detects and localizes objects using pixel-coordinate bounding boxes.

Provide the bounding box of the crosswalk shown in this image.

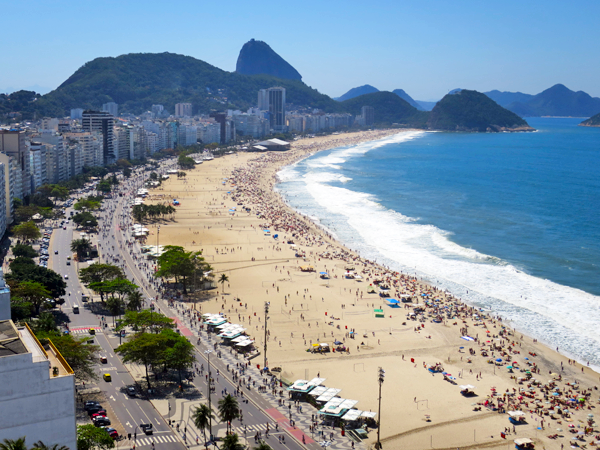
[70,327,102,334]
[235,423,276,434]
[134,434,178,447]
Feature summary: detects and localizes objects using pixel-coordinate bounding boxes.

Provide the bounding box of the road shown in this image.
[52,164,320,450]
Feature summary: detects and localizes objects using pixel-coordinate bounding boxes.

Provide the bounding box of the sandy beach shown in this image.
[144,130,600,450]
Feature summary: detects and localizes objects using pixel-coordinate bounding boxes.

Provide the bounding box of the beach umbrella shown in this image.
[496,358,503,362]
[507,366,514,369]
[524,357,529,360]
[459,347,464,349]
[588,414,594,418]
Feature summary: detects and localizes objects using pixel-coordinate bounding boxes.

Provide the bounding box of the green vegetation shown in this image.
[580,112,600,127]
[117,309,175,334]
[220,434,244,450]
[79,263,125,302]
[70,238,92,260]
[12,243,37,258]
[132,204,176,222]
[74,197,102,211]
[154,245,213,294]
[97,179,112,193]
[341,91,428,128]
[0,438,70,450]
[116,323,195,389]
[191,404,215,445]
[72,211,98,228]
[7,256,66,300]
[178,154,196,169]
[218,394,240,434]
[12,221,41,242]
[427,90,532,132]
[77,424,115,450]
[22,52,342,118]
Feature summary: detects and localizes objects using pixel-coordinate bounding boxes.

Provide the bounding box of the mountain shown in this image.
[235,39,302,81]
[484,90,533,108]
[335,85,379,102]
[341,91,428,128]
[427,89,533,132]
[579,112,600,127]
[28,52,339,117]
[392,89,423,110]
[506,84,600,117]
[415,100,437,111]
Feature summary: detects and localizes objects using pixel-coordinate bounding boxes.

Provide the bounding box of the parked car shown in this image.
[93,417,111,427]
[85,402,103,412]
[91,411,107,419]
[103,427,118,439]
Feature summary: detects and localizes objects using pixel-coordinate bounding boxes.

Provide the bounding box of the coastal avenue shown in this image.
[51,164,315,450]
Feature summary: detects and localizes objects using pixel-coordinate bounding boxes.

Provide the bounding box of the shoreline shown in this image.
[149,130,600,449]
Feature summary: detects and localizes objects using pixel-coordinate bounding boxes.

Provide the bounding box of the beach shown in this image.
[145,130,600,450]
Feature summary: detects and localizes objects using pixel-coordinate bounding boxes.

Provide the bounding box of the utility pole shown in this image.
[263,301,270,370]
[376,367,385,449]
[205,349,213,444]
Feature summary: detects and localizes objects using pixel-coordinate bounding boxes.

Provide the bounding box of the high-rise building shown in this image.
[0,320,76,449]
[101,102,119,117]
[361,106,375,126]
[0,270,10,320]
[0,129,31,199]
[82,111,116,164]
[258,89,269,111]
[28,142,47,191]
[151,105,164,118]
[70,108,84,120]
[267,87,286,132]
[63,132,104,168]
[116,126,135,160]
[175,103,192,117]
[0,153,17,224]
[0,167,7,242]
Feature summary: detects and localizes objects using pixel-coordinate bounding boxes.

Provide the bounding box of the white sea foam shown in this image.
[276,139,600,368]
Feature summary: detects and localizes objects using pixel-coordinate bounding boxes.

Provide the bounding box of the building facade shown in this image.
[101,102,118,117]
[0,320,76,449]
[82,111,116,164]
[268,87,286,132]
[175,103,192,117]
[0,129,31,199]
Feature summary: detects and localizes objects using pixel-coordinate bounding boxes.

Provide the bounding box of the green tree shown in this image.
[36,332,99,381]
[12,221,41,242]
[14,205,40,223]
[12,243,37,258]
[0,437,27,450]
[79,263,125,302]
[162,330,195,384]
[97,179,112,193]
[7,258,66,298]
[13,281,51,316]
[105,297,123,325]
[117,309,174,334]
[70,238,91,260]
[123,167,132,178]
[218,394,240,435]
[76,424,115,450]
[218,273,229,294]
[155,246,211,295]
[74,198,101,211]
[192,404,215,447]
[221,434,244,450]
[178,154,195,169]
[116,332,164,389]
[31,441,70,450]
[50,185,70,202]
[32,311,58,333]
[126,290,144,311]
[253,441,272,450]
[72,212,98,228]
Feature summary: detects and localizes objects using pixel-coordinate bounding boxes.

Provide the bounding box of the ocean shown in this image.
[275,118,600,369]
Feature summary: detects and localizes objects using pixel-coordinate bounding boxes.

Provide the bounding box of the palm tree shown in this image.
[70,238,91,261]
[126,290,144,311]
[32,441,69,450]
[192,403,215,447]
[253,441,272,450]
[221,434,244,450]
[0,438,27,450]
[218,274,229,294]
[218,394,240,435]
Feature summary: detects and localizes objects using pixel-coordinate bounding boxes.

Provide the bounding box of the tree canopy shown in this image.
[154,245,212,294]
[76,424,115,450]
[12,221,41,242]
[12,243,37,258]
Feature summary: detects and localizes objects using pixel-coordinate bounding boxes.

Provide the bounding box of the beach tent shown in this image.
[341,410,363,421]
[316,388,342,402]
[308,386,328,397]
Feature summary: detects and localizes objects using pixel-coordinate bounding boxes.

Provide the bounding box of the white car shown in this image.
[64,274,69,279]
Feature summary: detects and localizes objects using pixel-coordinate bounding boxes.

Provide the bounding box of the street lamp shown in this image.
[263,301,269,371]
[205,349,213,444]
[376,367,385,449]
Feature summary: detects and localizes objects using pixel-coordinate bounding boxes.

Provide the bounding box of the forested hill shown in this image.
[579,112,600,127]
[29,52,340,117]
[427,90,534,132]
[341,91,428,128]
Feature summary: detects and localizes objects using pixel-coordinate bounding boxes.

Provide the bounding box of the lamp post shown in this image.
[205,349,213,444]
[376,367,385,449]
[263,302,270,371]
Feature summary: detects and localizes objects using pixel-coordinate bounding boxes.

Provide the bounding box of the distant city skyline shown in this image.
[3,0,600,101]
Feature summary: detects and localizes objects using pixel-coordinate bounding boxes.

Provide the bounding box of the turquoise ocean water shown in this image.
[275,118,600,368]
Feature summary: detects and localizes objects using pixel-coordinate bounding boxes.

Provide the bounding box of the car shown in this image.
[103,427,118,439]
[100,356,107,364]
[91,411,107,419]
[93,417,111,427]
[127,386,136,397]
[54,250,58,254]
[66,261,70,265]
[63,226,67,230]
[64,275,68,279]
[103,373,111,382]
[140,423,153,435]
[84,401,102,411]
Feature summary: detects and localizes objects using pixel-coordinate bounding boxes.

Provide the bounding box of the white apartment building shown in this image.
[101,102,119,117]
[0,168,7,241]
[0,153,17,224]
[70,108,83,120]
[63,132,104,168]
[175,103,192,117]
[0,129,31,199]
[28,142,47,191]
[197,121,221,145]
[0,320,76,449]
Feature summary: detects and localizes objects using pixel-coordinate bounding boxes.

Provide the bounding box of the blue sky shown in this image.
[3,0,600,100]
